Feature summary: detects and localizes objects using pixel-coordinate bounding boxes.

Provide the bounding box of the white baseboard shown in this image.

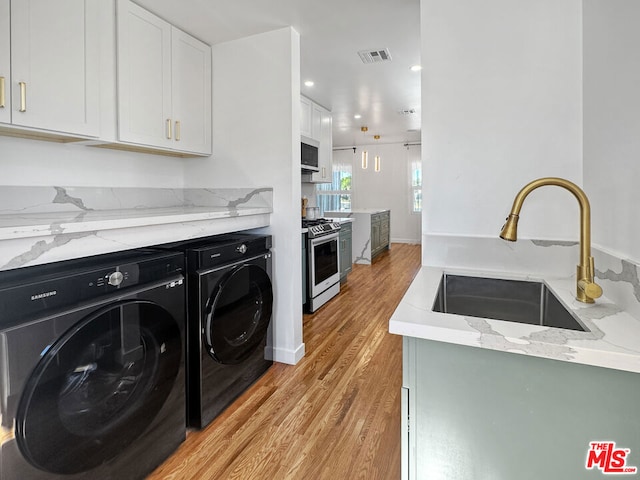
[265,342,306,365]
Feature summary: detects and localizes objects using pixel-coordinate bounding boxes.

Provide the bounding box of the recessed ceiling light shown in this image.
[304,80,314,87]
[410,65,422,72]
[354,114,361,119]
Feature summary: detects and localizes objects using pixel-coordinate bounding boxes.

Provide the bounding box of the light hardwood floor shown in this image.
[148,242,422,480]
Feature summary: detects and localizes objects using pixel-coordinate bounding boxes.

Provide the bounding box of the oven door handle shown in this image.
[309,232,340,246]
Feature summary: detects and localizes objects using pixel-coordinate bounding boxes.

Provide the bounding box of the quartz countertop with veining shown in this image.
[0,205,271,240]
[390,265,640,374]
[0,186,273,271]
[326,217,354,224]
[325,209,389,216]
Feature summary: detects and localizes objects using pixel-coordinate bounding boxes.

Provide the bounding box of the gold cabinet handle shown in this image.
[166,118,172,139]
[0,77,5,108]
[175,120,181,141]
[19,81,26,112]
[322,167,326,178]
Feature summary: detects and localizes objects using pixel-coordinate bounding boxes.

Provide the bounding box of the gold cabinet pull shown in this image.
[322,167,326,178]
[19,81,26,112]
[0,77,5,108]
[175,120,181,141]
[166,118,172,139]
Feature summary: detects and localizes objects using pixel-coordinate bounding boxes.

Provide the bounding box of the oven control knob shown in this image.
[236,244,248,254]
[108,271,124,286]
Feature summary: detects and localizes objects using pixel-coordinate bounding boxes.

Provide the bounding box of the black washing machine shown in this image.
[0,249,186,479]
[160,233,273,429]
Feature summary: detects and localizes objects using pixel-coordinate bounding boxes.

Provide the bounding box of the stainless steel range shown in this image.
[303,219,341,312]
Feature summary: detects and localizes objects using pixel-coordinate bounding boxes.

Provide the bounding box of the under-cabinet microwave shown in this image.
[301,138,319,172]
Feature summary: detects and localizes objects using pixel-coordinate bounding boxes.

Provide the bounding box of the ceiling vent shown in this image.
[358,48,392,64]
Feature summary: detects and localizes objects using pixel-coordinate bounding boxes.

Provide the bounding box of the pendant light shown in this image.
[360,126,368,169]
[374,135,381,172]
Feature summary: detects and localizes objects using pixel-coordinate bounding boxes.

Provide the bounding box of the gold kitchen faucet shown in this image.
[500,177,603,303]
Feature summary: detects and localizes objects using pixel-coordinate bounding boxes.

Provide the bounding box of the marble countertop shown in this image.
[390,266,640,374]
[0,205,271,240]
[0,186,273,271]
[325,209,389,215]
[326,217,354,224]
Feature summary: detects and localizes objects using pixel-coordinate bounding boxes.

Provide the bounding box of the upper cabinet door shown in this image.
[309,104,332,183]
[171,27,211,155]
[10,0,99,136]
[117,0,173,149]
[311,103,322,141]
[0,0,9,124]
[300,96,312,138]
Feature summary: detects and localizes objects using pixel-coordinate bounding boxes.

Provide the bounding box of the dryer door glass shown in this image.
[205,264,273,364]
[15,300,182,475]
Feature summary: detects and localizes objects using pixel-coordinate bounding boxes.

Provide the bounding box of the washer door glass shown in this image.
[205,264,273,365]
[15,300,182,475]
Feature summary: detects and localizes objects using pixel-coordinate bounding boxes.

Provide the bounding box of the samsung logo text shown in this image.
[31,291,57,301]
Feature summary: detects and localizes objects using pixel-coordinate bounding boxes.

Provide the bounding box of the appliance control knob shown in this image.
[237,244,248,254]
[108,271,124,286]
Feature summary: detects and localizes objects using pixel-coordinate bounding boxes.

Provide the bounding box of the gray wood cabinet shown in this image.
[339,222,352,282]
[371,210,390,259]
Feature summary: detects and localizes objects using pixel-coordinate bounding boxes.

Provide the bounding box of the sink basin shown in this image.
[432,274,587,332]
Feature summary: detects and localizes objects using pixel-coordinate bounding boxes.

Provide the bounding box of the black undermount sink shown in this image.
[432,274,587,332]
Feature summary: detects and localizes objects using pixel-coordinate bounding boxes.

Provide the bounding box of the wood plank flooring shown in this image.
[148,242,422,480]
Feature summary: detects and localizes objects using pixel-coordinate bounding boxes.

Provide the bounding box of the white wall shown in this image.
[583,0,640,263]
[421,0,583,243]
[0,136,185,187]
[331,142,421,243]
[184,27,304,364]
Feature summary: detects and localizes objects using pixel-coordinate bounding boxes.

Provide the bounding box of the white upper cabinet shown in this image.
[116,0,212,155]
[117,2,172,149]
[300,95,312,138]
[3,0,100,137]
[300,95,333,184]
[311,103,322,142]
[171,28,212,155]
[0,0,9,124]
[309,106,332,183]
[300,95,323,143]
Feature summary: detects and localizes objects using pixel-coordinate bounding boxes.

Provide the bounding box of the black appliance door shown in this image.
[313,236,339,285]
[15,300,182,475]
[204,264,273,365]
[301,142,319,171]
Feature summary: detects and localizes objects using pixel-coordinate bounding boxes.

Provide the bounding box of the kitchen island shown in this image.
[325,209,389,264]
[390,248,640,479]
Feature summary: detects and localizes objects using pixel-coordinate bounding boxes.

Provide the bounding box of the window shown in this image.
[410,157,422,213]
[317,160,352,213]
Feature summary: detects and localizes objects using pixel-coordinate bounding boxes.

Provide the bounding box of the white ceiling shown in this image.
[134,0,421,147]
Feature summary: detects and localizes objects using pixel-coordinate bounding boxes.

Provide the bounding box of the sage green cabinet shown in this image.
[402,337,640,480]
[371,210,390,259]
[339,222,352,282]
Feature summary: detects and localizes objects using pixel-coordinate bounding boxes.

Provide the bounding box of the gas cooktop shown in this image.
[302,218,332,227]
[302,218,341,238]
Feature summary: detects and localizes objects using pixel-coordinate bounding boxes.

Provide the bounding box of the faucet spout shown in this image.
[499,177,602,303]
